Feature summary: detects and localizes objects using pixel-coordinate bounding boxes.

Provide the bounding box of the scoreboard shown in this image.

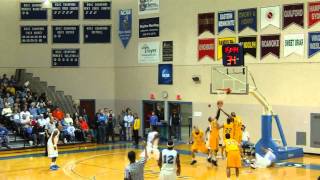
[222,43,244,66]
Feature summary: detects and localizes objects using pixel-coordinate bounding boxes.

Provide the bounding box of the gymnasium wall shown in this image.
[113,0,320,153]
[0,0,115,110]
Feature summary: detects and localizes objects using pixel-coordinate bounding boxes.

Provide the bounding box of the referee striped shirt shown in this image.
[124,157,146,180]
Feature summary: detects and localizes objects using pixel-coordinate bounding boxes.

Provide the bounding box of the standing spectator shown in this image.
[106,110,115,143]
[149,111,158,129]
[118,110,126,141]
[97,109,107,144]
[169,109,181,140]
[133,114,141,147]
[124,111,134,141]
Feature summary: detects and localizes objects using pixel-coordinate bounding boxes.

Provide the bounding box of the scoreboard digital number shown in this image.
[222,44,244,66]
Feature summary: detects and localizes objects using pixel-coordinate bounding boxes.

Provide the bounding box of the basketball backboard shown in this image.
[210,66,248,94]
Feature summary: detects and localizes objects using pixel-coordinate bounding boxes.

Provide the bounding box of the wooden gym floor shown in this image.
[0,142,319,180]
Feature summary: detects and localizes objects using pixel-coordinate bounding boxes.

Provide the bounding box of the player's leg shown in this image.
[226,167,231,179]
[190,150,197,165]
[235,168,239,178]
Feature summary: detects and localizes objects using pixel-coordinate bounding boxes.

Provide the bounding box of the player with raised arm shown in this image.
[141,126,160,160]
[158,139,181,180]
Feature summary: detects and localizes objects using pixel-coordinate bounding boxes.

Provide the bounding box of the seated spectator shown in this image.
[37,103,47,115]
[66,123,76,142]
[64,113,73,125]
[79,116,89,141]
[37,114,47,146]
[8,75,16,86]
[0,124,10,149]
[0,96,4,113]
[6,83,15,96]
[2,104,12,117]
[1,74,9,84]
[52,107,64,121]
[29,102,38,118]
[74,119,85,142]
[20,106,31,121]
[5,93,14,107]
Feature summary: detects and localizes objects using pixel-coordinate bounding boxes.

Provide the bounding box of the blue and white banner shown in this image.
[218,11,235,33]
[158,64,173,85]
[238,8,257,32]
[308,32,320,58]
[119,9,132,48]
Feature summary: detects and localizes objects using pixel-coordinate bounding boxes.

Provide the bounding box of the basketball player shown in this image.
[221,116,234,159]
[158,140,181,180]
[47,129,60,171]
[141,126,160,160]
[225,133,241,180]
[223,111,243,144]
[190,126,208,165]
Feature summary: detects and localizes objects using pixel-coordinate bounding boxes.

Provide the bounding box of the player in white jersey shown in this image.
[141,126,160,160]
[158,140,181,180]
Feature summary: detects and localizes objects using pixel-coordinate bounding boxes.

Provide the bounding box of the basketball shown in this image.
[217,100,224,108]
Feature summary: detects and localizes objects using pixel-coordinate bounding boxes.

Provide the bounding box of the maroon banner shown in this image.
[308,1,320,27]
[198,13,215,35]
[283,4,304,29]
[198,38,215,61]
[261,35,280,59]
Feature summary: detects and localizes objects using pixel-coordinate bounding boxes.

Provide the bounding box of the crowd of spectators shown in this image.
[0,73,91,148]
[0,73,144,149]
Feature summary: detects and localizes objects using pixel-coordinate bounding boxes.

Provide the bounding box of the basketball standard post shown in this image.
[212,44,303,160]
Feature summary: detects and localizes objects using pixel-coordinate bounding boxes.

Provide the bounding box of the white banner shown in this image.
[261,6,280,29]
[138,41,160,63]
[284,34,304,57]
[139,0,160,15]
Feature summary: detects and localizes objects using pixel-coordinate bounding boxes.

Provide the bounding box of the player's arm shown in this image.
[124,167,130,180]
[158,151,162,169]
[176,153,181,176]
[220,109,231,118]
[152,133,160,145]
[143,141,148,160]
[215,108,221,120]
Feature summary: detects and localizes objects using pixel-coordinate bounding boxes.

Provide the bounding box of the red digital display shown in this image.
[222,44,244,66]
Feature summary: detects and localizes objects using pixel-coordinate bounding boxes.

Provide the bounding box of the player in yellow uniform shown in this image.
[208,117,221,166]
[231,112,243,144]
[220,117,234,159]
[190,126,208,165]
[224,133,241,180]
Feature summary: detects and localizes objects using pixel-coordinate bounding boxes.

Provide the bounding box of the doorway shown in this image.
[79,99,96,125]
[168,102,192,142]
[142,100,165,137]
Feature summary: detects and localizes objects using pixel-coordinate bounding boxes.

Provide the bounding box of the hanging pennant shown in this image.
[261,35,280,59]
[198,38,215,61]
[283,34,304,57]
[308,1,320,28]
[261,6,280,30]
[238,8,257,32]
[119,9,132,48]
[239,36,257,58]
[198,12,215,35]
[308,32,320,58]
[283,4,304,29]
[218,11,235,33]
[217,37,236,60]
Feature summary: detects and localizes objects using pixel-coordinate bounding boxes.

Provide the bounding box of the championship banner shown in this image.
[138,41,160,63]
[162,41,173,62]
[261,35,280,59]
[308,2,320,27]
[139,0,159,15]
[218,11,235,33]
[308,32,320,57]
[198,13,215,35]
[218,37,236,60]
[283,34,304,57]
[238,36,257,58]
[238,8,257,32]
[139,17,159,38]
[158,64,173,85]
[261,6,280,30]
[283,4,304,29]
[198,38,215,61]
[119,9,132,48]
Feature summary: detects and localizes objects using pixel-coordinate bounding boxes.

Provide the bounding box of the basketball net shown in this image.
[215,88,231,101]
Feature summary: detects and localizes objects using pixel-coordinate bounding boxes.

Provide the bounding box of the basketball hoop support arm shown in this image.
[249,87,273,115]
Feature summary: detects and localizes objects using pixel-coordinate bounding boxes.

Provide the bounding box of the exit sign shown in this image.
[222,44,244,66]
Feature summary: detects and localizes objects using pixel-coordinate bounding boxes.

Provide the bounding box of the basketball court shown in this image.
[0,143,319,180]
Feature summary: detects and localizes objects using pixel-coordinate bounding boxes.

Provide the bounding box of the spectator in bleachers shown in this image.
[37,103,47,116]
[66,122,76,142]
[64,113,73,125]
[52,107,64,121]
[1,74,9,84]
[20,106,30,120]
[6,93,14,108]
[0,124,10,149]
[79,116,89,142]
[6,83,15,96]
[74,119,84,142]
[8,75,16,86]
[37,114,47,146]
[29,102,38,118]
[0,96,4,113]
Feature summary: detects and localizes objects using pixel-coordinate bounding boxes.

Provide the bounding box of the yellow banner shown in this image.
[217,37,236,60]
